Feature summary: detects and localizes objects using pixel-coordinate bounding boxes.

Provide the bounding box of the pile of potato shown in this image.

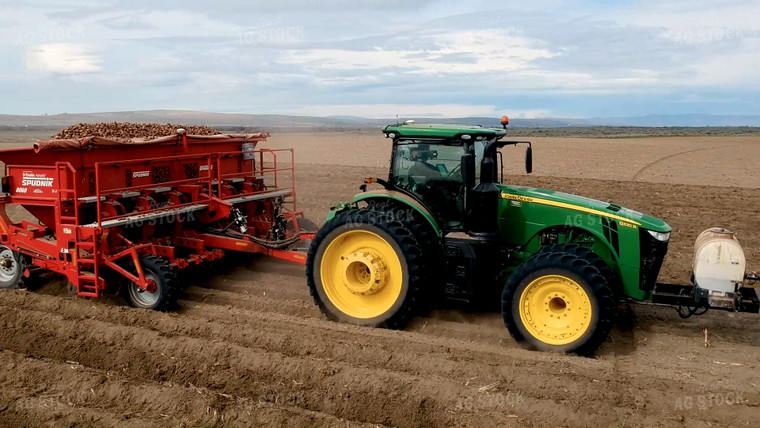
[51,122,221,140]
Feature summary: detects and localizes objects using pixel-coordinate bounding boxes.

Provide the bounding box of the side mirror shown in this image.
[525,146,533,174]
[461,153,475,189]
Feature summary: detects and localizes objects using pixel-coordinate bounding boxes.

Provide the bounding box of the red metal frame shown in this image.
[0,135,311,300]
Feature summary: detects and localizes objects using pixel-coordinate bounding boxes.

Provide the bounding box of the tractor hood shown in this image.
[499,185,671,233]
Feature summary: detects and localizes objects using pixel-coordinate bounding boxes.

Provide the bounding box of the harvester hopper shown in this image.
[0,130,313,310]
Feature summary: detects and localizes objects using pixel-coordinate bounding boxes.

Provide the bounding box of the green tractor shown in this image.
[306,117,760,354]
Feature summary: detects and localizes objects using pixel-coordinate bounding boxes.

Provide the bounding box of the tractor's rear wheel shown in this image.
[502,251,616,355]
[306,209,424,329]
[125,255,179,311]
[364,200,441,306]
[296,217,320,233]
[0,245,23,289]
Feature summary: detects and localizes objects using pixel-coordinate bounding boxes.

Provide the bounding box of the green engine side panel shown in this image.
[496,184,662,301]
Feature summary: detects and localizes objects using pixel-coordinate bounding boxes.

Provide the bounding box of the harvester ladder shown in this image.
[54,162,79,226]
[54,162,101,297]
[74,234,101,298]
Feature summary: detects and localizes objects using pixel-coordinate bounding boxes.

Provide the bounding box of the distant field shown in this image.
[3,129,759,189]
[2,125,760,144]
[1,127,760,427]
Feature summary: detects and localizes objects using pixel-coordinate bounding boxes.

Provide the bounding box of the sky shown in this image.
[1,0,759,118]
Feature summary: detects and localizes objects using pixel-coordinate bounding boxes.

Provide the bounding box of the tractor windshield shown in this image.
[390,141,475,226]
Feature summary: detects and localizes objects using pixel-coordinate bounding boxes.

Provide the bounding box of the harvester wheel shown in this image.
[306,208,424,329]
[542,243,622,298]
[125,255,179,311]
[0,245,23,289]
[502,251,616,355]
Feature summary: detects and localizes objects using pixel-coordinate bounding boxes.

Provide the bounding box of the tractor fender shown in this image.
[521,224,650,299]
[354,190,442,236]
[524,225,620,272]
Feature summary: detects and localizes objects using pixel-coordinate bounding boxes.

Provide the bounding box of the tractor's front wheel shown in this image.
[306,209,424,329]
[502,251,616,355]
[125,255,179,311]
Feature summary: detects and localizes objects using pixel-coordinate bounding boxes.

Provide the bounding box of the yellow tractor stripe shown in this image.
[500,193,642,226]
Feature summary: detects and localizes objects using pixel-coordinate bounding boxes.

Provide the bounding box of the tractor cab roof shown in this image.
[383,122,506,142]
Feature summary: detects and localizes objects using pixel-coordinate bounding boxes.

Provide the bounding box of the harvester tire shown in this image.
[306,208,424,329]
[541,243,622,298]
[125,255,179,311]
[0,245,23,289]
[502,251,616,355]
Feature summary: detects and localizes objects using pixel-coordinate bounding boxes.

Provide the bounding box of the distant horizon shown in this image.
[6,108,760,121]
[2,109,760,128]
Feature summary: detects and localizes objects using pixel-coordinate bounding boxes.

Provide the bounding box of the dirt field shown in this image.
[1,130,760,427]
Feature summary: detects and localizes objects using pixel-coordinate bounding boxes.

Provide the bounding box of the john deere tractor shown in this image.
[306,117,760,354]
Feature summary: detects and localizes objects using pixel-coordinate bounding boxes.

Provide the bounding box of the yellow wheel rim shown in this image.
[518,275,593,346]
[319,229,404,319]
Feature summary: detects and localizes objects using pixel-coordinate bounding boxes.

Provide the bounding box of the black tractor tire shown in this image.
[0,245,23,289]
[296,217,320,233]
[502,250,616,355]
[124,255,179,311]
[541,243,622,299]
[306,208,424,329]
[365,200,442,301]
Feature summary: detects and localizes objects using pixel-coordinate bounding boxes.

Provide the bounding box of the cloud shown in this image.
[284,103,502,118]
[279,28,555,77]
[25,43,101,74]
[1,0,760,116]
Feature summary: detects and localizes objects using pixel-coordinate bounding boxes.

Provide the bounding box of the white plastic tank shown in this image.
[693,228,746,295]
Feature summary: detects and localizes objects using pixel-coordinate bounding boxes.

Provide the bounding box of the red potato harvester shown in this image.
[0,130,314,310]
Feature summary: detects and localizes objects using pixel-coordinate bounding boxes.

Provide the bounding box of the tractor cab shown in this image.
[383,119,532,230]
